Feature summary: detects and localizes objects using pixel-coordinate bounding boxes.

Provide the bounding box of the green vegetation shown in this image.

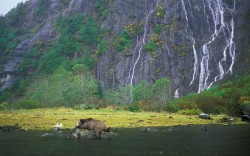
[156,4,165,18]
[145,33,162,57]
[94,0,110,19]
[3,72,249,117]
[167,76,250,115]
[19,47,40,73]
[115,31,132,52]
[125,23,144,37]
[35,0,49,16]
[105,78,171,111]
[154,24,164,34]
[5,2,27,26]
[35,14,103,74]
[78,16,100,44]
[0,16,26,55]
[96,39,107,56]
[115,22,145,52]
[24,66,101,108]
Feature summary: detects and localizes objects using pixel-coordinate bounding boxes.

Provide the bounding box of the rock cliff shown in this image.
[0,0,250,97]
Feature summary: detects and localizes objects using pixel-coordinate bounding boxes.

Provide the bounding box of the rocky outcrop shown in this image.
[68,128,118,139]
[0,123,20,132]
[0,21,56,90]
[1,0,250,96]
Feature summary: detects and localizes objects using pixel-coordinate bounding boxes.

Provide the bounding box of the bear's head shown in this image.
[75,118,93,128]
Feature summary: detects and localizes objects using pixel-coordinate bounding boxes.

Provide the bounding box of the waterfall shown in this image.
[180,0,198,86]
[174,89,180,99]
[128,1,159,103]
[199,0,236,92]
[202,0,211,32]
[180,0,236,93]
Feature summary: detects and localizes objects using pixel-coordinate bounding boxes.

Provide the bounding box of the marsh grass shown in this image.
[0,108,245,130]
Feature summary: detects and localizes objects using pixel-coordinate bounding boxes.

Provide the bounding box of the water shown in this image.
[0,124,250,156]
[129,1,158,103]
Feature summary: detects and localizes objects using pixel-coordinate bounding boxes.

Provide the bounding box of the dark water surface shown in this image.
[0,124,250,156]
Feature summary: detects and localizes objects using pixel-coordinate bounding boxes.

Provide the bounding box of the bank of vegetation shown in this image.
[1,73,250,116]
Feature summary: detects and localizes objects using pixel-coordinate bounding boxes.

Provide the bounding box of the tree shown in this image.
[134,81,152,102]
[152,78,171,104]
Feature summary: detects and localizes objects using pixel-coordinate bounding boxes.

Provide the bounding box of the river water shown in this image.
[0,124,249,156]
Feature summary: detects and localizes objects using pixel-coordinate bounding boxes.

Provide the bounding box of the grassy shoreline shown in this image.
[0,108,246,130]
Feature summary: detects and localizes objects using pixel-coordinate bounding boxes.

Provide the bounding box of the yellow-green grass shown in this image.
[0,108,245,130]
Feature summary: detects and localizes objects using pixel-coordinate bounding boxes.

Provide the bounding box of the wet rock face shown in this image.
[96,0,250,95]
[1,0,250,96]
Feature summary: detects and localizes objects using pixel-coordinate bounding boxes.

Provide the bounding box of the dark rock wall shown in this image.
[1,0,250,97]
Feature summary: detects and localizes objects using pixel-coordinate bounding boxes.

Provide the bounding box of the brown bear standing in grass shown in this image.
[75,118,110,139]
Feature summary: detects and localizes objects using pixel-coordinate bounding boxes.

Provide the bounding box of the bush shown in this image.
[94,0,109,19]
[145,42,158,52]
[165,100,180,112]
[12,99,41,109]
[177,109,202,115]
[26,67,100,107]
[35,0,49,16]
[240,96,250,114]
[128,104,140,112]
[116,31,132,52]
[0,91,10,102]
[6,2,27,26]
[0,102,9,110]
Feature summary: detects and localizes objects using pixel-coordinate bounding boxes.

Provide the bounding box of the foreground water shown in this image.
[0,124,249,156]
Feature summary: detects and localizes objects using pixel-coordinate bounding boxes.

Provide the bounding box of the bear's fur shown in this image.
[75,118,110,138]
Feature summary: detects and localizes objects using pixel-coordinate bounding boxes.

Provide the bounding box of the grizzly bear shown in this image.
[75,118,110,139]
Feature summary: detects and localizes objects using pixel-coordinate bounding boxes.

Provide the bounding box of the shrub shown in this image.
[154,24,163,34]
[26,67,100,107]
[145,33,162,53]
[125,23,144,37]
[12,99,41,109]
[164,101,179,112]
[96,39,106,56]
[116,31,132,52]
[6,2,27,26]
[0,91,10,102]
[128,104,140,112]
[177,109,202,115]
[35,0,49,16]
[78,16,100,44]
[156,4,165,18]
[94,0,110,19]
[145,42,158,52]
[0,102,9,110]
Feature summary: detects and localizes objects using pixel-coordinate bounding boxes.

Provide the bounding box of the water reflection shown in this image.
[0,124,249,156]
